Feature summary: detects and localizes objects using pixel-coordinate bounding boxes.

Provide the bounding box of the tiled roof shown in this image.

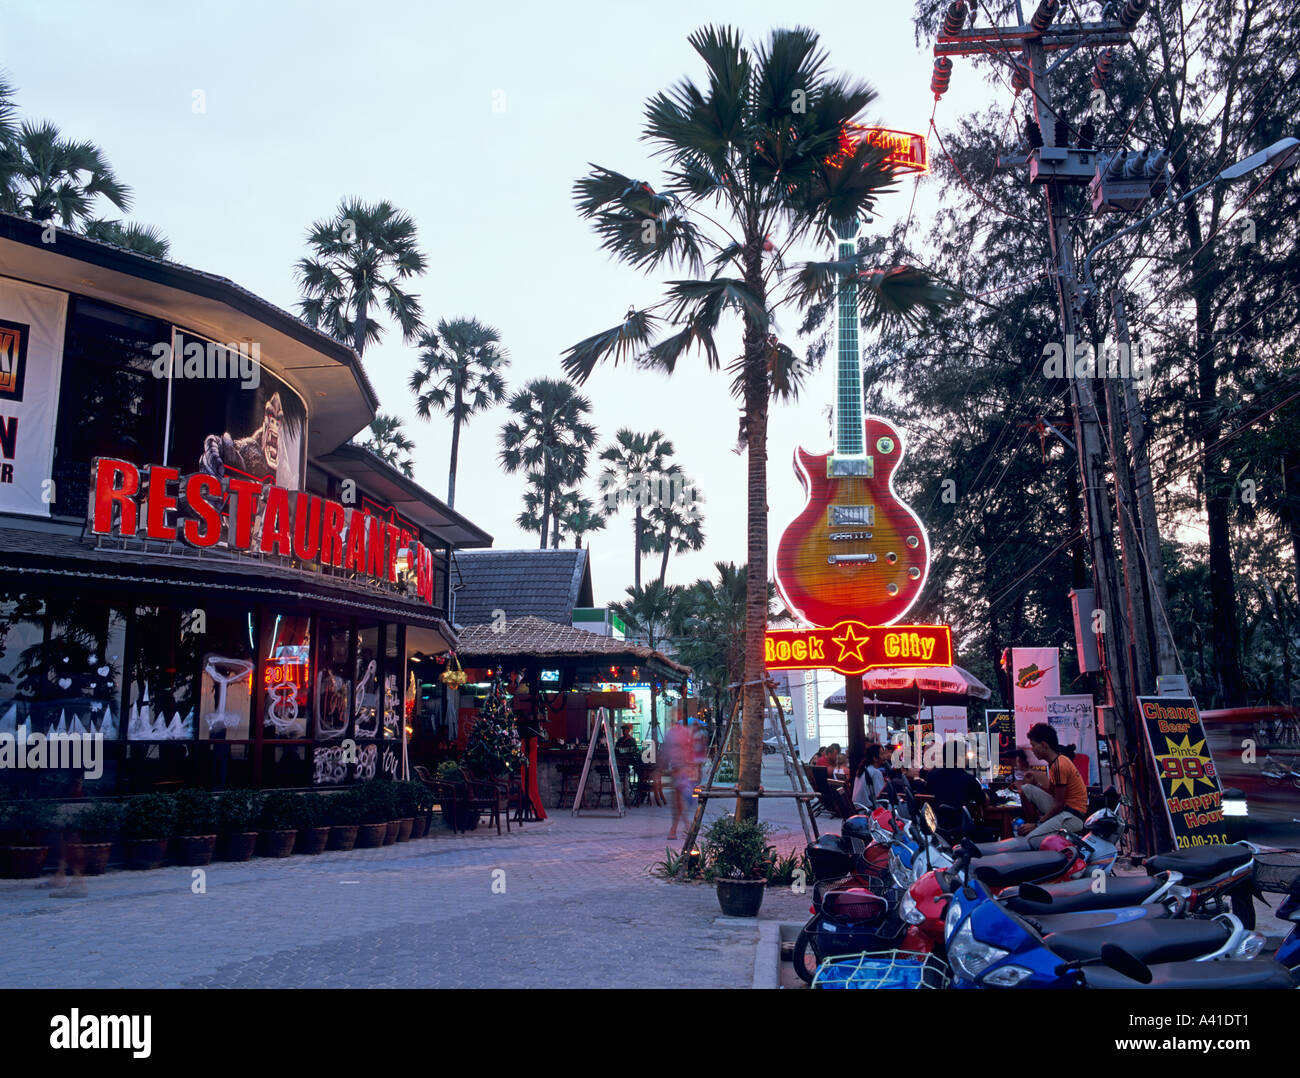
[456,615,690,676]
[451,548,593,626]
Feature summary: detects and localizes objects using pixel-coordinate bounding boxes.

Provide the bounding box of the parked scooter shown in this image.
[793,848,908,983]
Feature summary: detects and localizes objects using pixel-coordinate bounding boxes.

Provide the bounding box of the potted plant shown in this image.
[326,788,361,850]
[355,783,390,848]
[293,792,331,855]
[391,781,418,842]
[375,782,402,845]
[409,780,434,839]
[64,800,122,876]
[436,760,476,832]
[216,789,263,862]
[702,815,775,918]
[257,791,300,857]
[0,799,57,878]
[121,793,177,870]
[173,789,220,866]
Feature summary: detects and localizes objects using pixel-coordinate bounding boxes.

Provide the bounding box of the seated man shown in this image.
[923,759,987,834]
[1017,723,1088,837]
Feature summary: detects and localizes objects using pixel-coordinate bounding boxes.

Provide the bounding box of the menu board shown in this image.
[1136,696,1226,849]
[986,709,1015,779]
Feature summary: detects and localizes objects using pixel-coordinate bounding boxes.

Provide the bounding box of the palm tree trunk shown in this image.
[634,507,643,590]
[736,244,769,824]
[447,385,463,509]
[540,485,551,550]
[657,529,672,586]
[352,295,368,357]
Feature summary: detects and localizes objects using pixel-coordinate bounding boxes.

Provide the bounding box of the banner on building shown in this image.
[986,709,1014,779]
[1045,694,1099,784]
[1008,647,1060,746]
[1137,695,1226,849]
[0,280,68,517]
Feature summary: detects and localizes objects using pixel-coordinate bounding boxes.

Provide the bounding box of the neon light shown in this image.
[835,125,929,175]
[763,621,952,677]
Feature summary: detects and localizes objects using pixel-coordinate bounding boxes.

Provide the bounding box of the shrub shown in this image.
[410,780,436,814]
[175,789,220,835]
[66,800,123,843]
[701,815,775,881]
[216,789,263,834]
[392,781,420,818]
[436,760,464,783]
[259,791,299,831]
[356,781,396,824]
[121,793,177,841]
[325,788,362,827]
[293,792,326,830]
[0,798,58,844]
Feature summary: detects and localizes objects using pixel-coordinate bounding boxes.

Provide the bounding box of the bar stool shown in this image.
[558,761,583,808]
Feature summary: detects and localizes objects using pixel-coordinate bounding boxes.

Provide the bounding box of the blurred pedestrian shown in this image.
[663,717,701,841]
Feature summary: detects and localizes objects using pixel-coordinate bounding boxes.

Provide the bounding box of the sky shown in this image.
[4,0,1003,606]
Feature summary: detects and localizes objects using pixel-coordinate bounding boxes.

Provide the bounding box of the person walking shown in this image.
[663,717,701,841]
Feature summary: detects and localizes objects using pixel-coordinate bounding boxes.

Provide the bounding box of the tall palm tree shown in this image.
[516,477,584,548]
[408,316,510,509]
[563,26,954,819]
[355,413,416,477]
[561,497,608,549]
[646,474,705,584]
[0,119,130,226]
[83,219,171,258]
[499,378,598,549]
[610,580,682,652]
[295,198,427,357]
[0,73,17,146]
[597,429,676,590]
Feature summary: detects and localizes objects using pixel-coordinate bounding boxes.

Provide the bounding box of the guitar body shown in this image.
[775,415,929,628]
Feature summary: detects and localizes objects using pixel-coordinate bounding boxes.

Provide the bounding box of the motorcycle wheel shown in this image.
[1230,886,1257,930]
[793,929,820,985]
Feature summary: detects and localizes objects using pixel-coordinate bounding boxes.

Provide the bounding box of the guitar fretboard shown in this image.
[832,216,863,456]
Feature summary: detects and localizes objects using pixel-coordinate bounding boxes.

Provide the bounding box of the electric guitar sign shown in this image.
[764,621,951,678]
[1136,696,1226,849]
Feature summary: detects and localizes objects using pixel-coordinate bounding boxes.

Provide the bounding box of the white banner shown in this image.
[1010,647,1060,747]
[1046,694,1098,784]
[0,279,67,517]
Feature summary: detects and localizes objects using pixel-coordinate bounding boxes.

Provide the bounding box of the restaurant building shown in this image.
[0,212,491,797]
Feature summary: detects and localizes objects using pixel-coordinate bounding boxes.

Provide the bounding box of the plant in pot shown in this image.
[216,789,263,862]
[409,780,435,839]
[293,792,331,855]
[391,781,419,842]
[326,788,362,850]
[355,783,391,848]
[436,760,476,832]
[121,793,178,870]
[0,798,57,879]
[173,789,220,866]
[702,814,775,918]
[257,791,300,857]
[64,800,122,876]
[373,782,402,845]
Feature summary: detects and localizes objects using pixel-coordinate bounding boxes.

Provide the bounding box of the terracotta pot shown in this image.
[175,835,217,867]
[410,814,429,840]
[126,838,168,871]
[65,842,113,876]
[396,818,414,842]
[258,829,298,858]
[382,820,400,845]
[328,825,359,851]
[356,822,387,848]
[1,845,50,879]
[715,878,767,918]
[218,832,258,862]
[295,826,331,855]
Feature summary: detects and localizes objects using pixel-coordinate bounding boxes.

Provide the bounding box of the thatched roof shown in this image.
[456,615,690,677]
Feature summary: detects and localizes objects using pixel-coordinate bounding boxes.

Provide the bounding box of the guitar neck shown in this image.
[832,217,864,456]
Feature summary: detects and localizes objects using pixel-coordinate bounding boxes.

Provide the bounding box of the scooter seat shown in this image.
[1082,959,1296,990]
[1045,918,1229,965]
[1000,876,1158,915]
[974,837,1034,856]
[1027,905,1171,936]
[1145,844,1252,880]
[971,850,1073,889]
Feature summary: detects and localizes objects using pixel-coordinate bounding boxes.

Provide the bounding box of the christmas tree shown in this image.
[464,675,523,777]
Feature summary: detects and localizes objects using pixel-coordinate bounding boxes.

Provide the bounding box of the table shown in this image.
[980,803,1021,840]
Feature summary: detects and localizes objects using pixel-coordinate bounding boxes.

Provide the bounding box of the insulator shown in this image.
[1031,0,1060,33]
[1026,119,1044,150]
[1122,149,1147,179]
[930,56,953,98]
[1119,0,1149,32]
[1091,48,1115,90]
[1079,120,1096,150]
[941,1,968,36]
[1106,152,1126,179]
[1054,118,1070,147]
[1143,147,1169,178]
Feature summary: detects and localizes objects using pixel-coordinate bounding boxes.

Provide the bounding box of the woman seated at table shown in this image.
[822,744,845,779]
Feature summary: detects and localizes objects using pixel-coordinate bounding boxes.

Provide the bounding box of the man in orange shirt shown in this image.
[1018,723,1088,837]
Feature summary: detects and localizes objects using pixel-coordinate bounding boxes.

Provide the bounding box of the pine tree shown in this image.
[464,676,523,777]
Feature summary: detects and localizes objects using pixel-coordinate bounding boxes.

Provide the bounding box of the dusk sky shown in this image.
[5,1,1002,604]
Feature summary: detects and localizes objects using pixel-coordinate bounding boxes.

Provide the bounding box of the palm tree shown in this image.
[0,72,20,148]
[409,317,510,509]
[516,477,584,548]
[563,26,954,819]
[83,219,171,258]
[355,414,416,477]
[597,429,676,590]
[0,119,130,226]
[499,378,598,549]
[610,580,682,652]
[646,474,705,584]
[295,198,426,357]
[561,497,608,549]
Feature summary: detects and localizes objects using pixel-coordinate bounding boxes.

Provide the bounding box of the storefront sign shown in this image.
[87,457,436,605]
[1045,694,1098,781]
[985,709,1014,778]
[1137,695,1226,849]
[0,280,67,517]
[839,125,929,174]
[764,621,952,677]
[1007,646,1059,746]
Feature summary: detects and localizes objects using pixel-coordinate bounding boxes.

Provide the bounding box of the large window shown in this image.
[261,613,310,739]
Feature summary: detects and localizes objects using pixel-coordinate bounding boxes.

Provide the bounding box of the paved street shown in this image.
[0,761,813,989]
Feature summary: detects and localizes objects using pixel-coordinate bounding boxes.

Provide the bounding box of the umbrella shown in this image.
[823,665,992,710]
[821,694,917,715]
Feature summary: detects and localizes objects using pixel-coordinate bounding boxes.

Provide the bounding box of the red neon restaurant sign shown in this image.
[87,458,436,605]
[764,620,952,677]
[837,125,929,175]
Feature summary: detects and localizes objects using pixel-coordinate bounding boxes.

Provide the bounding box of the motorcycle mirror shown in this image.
[1099,943,1152,985]
[1018,883,1053,905]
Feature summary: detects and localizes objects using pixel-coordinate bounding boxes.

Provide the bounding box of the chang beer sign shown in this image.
[1136,696,1227,849]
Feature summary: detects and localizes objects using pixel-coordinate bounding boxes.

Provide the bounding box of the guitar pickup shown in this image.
[827,456,873,478]
[827,553,877,564]
[829,531,873,541]
[828,505,875,526]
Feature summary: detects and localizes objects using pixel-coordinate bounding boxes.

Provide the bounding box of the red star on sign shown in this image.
[831,622,870,664]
